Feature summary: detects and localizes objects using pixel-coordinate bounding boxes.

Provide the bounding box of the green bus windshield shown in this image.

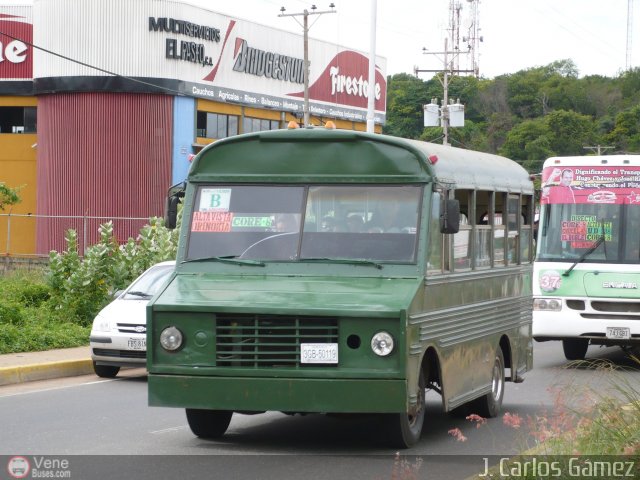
[186,184,422,263]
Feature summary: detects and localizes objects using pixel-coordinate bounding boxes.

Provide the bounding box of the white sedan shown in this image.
[89,260,175,378]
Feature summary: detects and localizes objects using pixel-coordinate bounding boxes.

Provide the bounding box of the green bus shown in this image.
[147,126,535,448]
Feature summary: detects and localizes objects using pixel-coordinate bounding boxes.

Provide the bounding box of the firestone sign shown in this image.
[149,17,220,67]
[0,13,32,79]
[0,38,27,63]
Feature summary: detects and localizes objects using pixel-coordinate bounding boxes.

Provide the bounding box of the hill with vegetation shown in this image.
[382,59,640,174]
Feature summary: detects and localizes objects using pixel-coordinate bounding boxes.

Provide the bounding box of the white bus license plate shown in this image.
[127,338,146,350]
[301,343,338,364]
[606,327,630,340]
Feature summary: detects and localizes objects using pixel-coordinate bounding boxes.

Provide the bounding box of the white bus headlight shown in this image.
[160,326,183,351]
[533,298,562,311]
[371,331,394,356]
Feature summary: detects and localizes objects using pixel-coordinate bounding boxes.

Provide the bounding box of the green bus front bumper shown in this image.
[148,374,408,413]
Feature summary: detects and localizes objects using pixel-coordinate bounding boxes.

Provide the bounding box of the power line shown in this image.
[0,29,186,96]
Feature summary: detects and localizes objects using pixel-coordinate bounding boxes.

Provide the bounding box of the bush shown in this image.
[47,216,178,325]
[18,283,51,308]
[0,214,180,353]
[0,301,24,326]
[0,273,90,353]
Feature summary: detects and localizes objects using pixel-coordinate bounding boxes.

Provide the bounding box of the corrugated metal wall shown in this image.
[36,92,173,254]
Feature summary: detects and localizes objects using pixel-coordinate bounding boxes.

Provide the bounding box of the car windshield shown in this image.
[123,264,175,298]
[186,185,422,263]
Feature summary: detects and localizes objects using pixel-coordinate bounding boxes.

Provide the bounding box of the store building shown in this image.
[0,0,387,255]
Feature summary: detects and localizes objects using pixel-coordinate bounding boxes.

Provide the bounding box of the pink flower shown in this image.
[503,412,522,429]
[466,413,487,428]
[448,427,468,442]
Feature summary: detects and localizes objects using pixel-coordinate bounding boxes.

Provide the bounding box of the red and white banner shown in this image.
[540,165,640,205]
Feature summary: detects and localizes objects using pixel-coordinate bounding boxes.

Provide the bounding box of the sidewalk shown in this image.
[0,346,93,386]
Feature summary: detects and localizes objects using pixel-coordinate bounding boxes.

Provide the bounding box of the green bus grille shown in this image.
[215,314,339,367]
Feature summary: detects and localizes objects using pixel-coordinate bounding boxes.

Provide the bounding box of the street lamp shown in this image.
[279,4,336,127]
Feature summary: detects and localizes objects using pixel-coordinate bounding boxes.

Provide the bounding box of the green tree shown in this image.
[0,183,21,211]
[381,58,640,158]
[498,117,550,162]
[545,109,597,156]
[383,73,430,139]
[605,105,640,152]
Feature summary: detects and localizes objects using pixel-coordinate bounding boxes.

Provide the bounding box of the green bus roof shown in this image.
[190,128,533,193]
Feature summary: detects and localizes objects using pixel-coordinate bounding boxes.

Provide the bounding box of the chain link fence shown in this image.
[0,213,153,257]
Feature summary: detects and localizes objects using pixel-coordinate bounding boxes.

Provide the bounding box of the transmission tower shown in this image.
[448,1,463,71]
[463,0,482,77]
[446,0,482,77]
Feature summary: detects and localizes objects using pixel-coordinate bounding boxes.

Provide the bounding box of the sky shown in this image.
[4,0,635,79]
[204,0,633,79]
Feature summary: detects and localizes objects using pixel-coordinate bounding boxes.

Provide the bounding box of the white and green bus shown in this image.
[533,155,640,360]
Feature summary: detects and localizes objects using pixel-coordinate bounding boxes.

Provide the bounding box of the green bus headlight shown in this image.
[371,331,394,356]
[160,326,183,351]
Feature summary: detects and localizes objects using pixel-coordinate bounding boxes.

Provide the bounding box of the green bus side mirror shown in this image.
[440,198,460,234]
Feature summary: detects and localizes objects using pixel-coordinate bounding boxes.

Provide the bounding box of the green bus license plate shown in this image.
[128,338,146,350]
[300,343,338,364]
[606,327,630,340]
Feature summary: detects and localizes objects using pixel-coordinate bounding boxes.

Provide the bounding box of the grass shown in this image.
[452,358,640,479]
[0,269,90,354]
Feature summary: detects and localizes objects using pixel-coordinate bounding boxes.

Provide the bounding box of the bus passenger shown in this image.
[346,214,365,232]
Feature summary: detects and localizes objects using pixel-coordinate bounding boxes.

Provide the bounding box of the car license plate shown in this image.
[300,343,338,364]
[606,327,630,340]
[127,338,146,350]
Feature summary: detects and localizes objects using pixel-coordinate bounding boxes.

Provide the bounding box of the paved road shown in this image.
[0,341,637,479]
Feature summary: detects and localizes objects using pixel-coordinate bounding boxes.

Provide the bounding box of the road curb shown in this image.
[0,359,94,386]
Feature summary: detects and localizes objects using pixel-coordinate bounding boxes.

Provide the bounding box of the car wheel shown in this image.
[92,361,120,378]
[185,409,233,439]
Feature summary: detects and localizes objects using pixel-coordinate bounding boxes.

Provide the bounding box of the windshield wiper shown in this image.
[125,290,153,298]
[181,255,265,267]
[300,257,383,269]
[563,234,605,277]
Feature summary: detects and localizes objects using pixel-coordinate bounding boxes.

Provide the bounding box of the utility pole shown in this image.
[279,3,336,127]
[366,0,377,133]
[415,39,473,145]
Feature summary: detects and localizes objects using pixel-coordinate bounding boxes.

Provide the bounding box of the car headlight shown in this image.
[160,326,183,351]
[533,298,562,311]
[92,314,111,332]
[371,331,394,357]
